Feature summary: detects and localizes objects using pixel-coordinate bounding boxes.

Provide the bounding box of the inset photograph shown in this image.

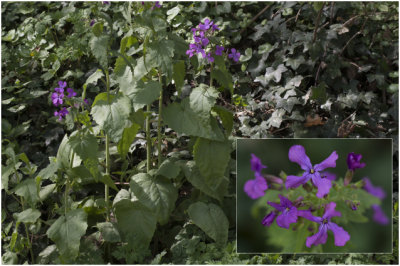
[237,139,392,253]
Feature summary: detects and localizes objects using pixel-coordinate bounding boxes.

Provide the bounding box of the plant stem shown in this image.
[105,70,111,222]
[146,104,151,173]
[157,72,163,167]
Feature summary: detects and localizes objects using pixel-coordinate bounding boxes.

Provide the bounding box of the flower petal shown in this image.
[276,207,298,229]
[297,210,322,223]
[363,177,386,200]
[288,145,312,171]
[372,204,389,225]
[244,177,267,199]
[278,194,293,208]
[267,201,284,211]
[314,151,338,171]
[321,171,336,181]
[327,222,350,246]
[306,224,328,248]
[285,173,310,189]
[322,202,341,219]
[311,173,332,198]
[262,211,277,226]
[250,153,267,173]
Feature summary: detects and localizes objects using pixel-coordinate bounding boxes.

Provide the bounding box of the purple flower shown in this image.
[286,145,338,198]
[206,52,214,63]
[363,177,386,200]
[250,153,267,173]
[51,92,64,106]
[262,211,278,226]
[84,99,89,105]
[102,1,110,5]
[228,48,240,62]
[321,171,336,181]
[215,45,224,56]
[244,172,268,199]
[199,18,213,31]
[266,195,298,229]
[90,19,96,27]
[66,88,77,98]
[212,24,220,31]
[54,107,69,121]
[152,1,161,10]
[371,204,389,225]
[300,202,350,247]
[347,152,366,171]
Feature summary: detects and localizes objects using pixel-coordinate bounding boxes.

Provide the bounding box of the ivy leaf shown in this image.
[117,122,141,159]
[14,208,41,224]
[240,48,253,62]
[193,137,231,188]
[182,161,228,202]
[162,98,225,141]
[189,85,219,121]
[188,202,229,246]
[147,39,175,79]
[130,173,178,225]
[90,35,109,68]
[266,108,286,128]
[113,190,157,246]
[68,133,98,161]
[14,178,39,206]
[96,222,121,243]
[255,64,288,87]
[46,209,88,261]
[91,93,132,143]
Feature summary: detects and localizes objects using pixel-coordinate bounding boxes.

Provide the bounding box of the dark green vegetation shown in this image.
[1,1,398,264]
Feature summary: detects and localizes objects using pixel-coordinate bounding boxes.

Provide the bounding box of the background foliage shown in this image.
[1,1,398,264]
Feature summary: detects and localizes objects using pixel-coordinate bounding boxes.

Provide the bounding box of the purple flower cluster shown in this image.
[362,177,389,225]
[51,81,79,121]
[152,1,161,9]
[244,154,268,199]
[347,152,366,171]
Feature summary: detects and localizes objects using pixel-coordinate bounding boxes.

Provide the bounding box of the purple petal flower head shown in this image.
[58,81,67,89]
[347,152,366,171]
[262,211,278,226]
[54,107,69,121]
[215,45,224,56]
[152,1,161,10]
[66,88,77,98]
[84,99,89,105]
[206,52,214,63]
[320,171,336,181]
[51,92,64,106]
[371,204,389,225]
[141,1,145,5]
[201,37,209,47]
[363,177,386,200]
[267,195,298,229]
[300,202,350,247]
[285,145,338,198]
[244,173,268,199]
[102,1,110,5]
[250,153,267,173]
[90,19,96,27]
[212,24,220,31]
[199,18,213,31]
[228,48,241,62]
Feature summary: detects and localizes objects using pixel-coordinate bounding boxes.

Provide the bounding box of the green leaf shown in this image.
[90,35,109,68]
[211,69,233,94]
[193,137,231,188]
[163,98,225,141]
[188,202,229,245]
[147,39,175,78]
[213,105,233,136]
[39,184,56,201]
[46,209,88,260]
[99,174,118,191]
[97,222,121,243]
[91,22,103,37]
[189,84,219,121]
[56,134,82,170]
[182,161,228,202]
[113,190,157,246]
[85,69,104,86]
[240,48,252,62]
[36,157,58,180]
[68,133,98,161]
[156,158,181,179]
[167,6,180,22]
[120,35,137,54]
[91,93,132,143]
[172,60,185,94]
[14,178,39,205]
[266,108,286,128]
[121,80,162,111]
[130,173,178,225]
[117,122,141,159]
[2,251,18,264]
[14,208,41,224]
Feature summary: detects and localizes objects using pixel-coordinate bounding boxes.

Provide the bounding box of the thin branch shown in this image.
[329,2,335,24]
[313,2,326,43]
[340,17,367,55]
[239,4,271,35]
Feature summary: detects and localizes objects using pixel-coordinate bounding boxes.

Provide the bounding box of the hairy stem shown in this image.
[105,70,111,222]
[146,104,152,173]
[157,72,163,167]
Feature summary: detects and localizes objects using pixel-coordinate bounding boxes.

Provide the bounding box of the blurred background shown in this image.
[237,139,392,253]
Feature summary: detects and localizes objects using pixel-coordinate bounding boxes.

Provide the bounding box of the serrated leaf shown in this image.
[92,22,103,37]
[156,158,181,179]
[117,122,141,159]
[188,202,229,245]
[46,209,88,260]
[147,39,175,78]
[14,208,41,224]
[36,157,58,180]
[90,35,109,68]
[68,133,98,161]
[163,98,225,141]
[91,93,132,142]
[14,178,39,206]
[213,105,233,136]
[120,35,137,54]
[172,60,185,94]
[130,173,178,224]
[189,85,219,121]
[121,80,161,111]
[211,69,233,94]
[97,222,121,243]
[85,69,104,85]
[39,184,56,201]
[193,137,231,188]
